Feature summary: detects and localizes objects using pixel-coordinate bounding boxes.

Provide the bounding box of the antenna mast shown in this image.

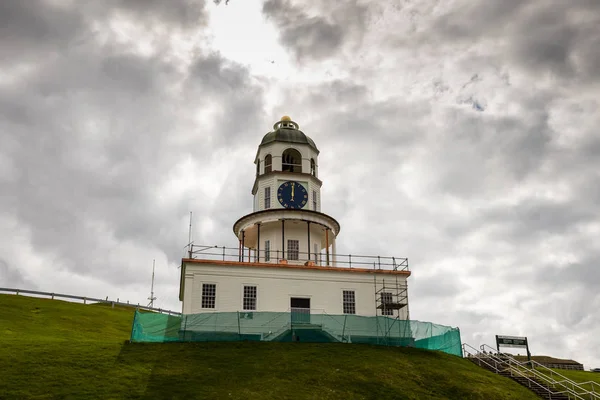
[188,211,193,258]
[148,259,157,308]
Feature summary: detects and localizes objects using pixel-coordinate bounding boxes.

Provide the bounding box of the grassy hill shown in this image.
[0,294,542,400]
[537,368,600,394]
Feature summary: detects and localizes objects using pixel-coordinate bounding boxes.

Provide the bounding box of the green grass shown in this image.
[538,368,600,393]
[0,294,543,400]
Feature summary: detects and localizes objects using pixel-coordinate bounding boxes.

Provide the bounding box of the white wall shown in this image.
[253,142,322,213]
[182,262,409,319]
[254,174,276,211]
[257,142,319,177]
[256,220,328,262]
[255,175,321,212]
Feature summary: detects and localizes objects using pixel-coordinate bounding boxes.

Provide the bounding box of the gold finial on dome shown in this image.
[281,115,292,121]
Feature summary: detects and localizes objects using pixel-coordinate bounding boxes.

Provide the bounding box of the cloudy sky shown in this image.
[2,0,600,368]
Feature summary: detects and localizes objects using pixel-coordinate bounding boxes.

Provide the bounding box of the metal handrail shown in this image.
[463,343,503,372]
[475,347,573,398]
[463,343,578,399]
[186,243,410,272]
[0,287,181,316]
[263,323,290,340]
[478,344,590,400]
[480,344,600,399]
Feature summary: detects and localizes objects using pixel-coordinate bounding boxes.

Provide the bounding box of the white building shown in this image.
[179,116,410,322]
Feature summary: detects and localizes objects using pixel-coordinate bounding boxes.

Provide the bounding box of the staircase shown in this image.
[463,343,598,400]
[468,355,569,399]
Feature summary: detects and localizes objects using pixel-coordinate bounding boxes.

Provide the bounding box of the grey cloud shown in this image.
[0,1,265,288]
[0,1,86,62]
[279,79,430,150]
[112,0,207,29]
[558,133,600,182]
[432,2,525,39]
[262,0,369,62]
[185,53,266,145]
[480,198,596,243]
[429,0,600,81]
[535,250,600,294]
[453,310,503,326]
[0,259,31,288]
[436,110,554,197]
[513,292,600,366]
[0,0,207,65]
[303,80,370,110]
[411,276,462,300]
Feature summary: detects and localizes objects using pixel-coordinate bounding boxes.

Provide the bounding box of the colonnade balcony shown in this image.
[184,243,410,274]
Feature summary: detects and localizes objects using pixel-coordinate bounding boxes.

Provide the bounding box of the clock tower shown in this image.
[233,116,340,266]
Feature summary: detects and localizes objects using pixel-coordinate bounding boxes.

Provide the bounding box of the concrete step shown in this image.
[507,377,570,400]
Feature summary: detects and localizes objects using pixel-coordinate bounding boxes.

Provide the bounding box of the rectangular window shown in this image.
[265,240,270,262]
[313,190,317,211]
[287,239,299,261]
[202,284,216,309]
[343,290,356,314]
[381,292,394,316]
[264,187,271,209]
[243,286,257,311]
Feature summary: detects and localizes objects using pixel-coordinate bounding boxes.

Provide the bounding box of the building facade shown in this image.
[179,116,410,320]
[513,356,585,371]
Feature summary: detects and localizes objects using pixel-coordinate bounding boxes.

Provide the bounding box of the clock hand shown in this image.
[291,183,295,201]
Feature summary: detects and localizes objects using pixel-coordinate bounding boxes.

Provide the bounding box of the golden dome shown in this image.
[280,115,292,121]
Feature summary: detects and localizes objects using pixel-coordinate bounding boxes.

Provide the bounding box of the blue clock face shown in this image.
[278,181,308,209]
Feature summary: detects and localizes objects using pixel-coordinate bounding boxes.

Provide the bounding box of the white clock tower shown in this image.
[233,116,340,266]
[179,116,410,321]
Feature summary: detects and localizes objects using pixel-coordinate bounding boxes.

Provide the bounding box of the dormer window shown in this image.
[264,154,272,173]
[282,148,302,173]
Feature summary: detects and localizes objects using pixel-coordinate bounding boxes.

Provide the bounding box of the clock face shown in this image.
[277,181,308,209]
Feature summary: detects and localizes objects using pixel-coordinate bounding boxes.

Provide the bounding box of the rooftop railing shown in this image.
[184,244,409,272]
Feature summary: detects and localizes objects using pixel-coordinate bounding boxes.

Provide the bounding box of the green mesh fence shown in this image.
[130,311,182,343]
[130,311,462,357]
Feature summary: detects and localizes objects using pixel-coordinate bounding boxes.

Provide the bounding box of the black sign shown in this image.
[496,335,528,348]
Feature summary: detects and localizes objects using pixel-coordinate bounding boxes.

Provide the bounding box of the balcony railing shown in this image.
[185,244,409,272]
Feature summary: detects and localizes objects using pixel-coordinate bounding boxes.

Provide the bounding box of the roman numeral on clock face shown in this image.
[278,181,308,209]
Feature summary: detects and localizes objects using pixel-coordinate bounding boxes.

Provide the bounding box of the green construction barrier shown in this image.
[130,311,182,343]
[130,310,462,357]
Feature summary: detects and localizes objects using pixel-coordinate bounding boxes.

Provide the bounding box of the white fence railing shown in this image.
[0,287,181,316]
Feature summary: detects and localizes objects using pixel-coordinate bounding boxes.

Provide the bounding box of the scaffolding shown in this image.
[374,273,410,345]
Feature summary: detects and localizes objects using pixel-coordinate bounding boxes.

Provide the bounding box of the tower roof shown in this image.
[259,116,319,154]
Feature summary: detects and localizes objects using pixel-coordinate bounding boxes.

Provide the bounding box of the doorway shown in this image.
[290,297,310,324]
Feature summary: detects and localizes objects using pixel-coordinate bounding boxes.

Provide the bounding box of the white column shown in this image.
[332,234,337,266]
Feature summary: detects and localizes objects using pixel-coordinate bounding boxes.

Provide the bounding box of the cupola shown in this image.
[259,116,319,154]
